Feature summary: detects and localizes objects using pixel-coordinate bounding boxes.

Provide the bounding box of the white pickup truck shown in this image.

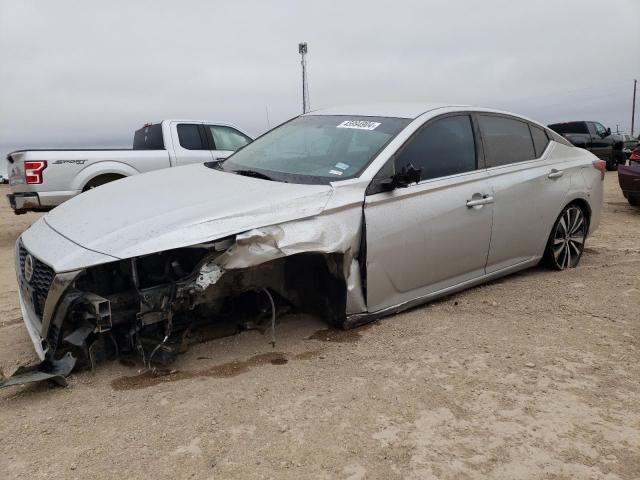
[6,119,252,214]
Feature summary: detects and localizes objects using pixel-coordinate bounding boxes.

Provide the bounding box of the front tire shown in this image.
[545,204,588,270]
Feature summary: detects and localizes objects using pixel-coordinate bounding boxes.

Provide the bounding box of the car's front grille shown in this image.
[18,242,55,319]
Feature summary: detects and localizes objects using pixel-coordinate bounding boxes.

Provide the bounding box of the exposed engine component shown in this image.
[13,238,349,385]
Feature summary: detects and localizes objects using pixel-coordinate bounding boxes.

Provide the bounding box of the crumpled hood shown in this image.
[45,164,334,259]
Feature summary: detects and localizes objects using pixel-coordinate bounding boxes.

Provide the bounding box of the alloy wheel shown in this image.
[551,206,586,269]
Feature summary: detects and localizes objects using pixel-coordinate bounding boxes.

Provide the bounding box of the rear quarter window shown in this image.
[479,115,536,167]
[530,125,550,157]
[133,124,164,150]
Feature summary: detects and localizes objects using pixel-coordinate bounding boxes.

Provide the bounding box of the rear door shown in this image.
[169,122,215,166]
[204,124,252,161]
[479,114,570,272]
[364,114,493,312]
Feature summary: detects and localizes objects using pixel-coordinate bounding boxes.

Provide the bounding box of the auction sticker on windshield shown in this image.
[337,120,381,130]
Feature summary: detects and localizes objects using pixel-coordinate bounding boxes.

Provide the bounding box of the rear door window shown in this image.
[394,115,477,180]
[177,124,207,150]
[530,125,550,157]
[479,115,536,167]
[207,125,251,151]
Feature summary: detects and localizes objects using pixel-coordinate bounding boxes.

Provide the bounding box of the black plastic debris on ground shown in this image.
[0,352,76,389]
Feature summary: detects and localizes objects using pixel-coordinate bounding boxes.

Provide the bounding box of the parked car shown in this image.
[548,121,625,170]
[6,120,252,214]
[6,103,605,385]
[612,132,639,157]
[619,147,640,206]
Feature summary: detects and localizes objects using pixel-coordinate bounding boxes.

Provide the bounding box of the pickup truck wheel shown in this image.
[82,174,125,192]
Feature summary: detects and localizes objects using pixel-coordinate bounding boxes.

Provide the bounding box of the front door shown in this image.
[364,114,494,312]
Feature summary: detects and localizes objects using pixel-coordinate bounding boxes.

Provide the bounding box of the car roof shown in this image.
[306,102,465,119]
[303,103,557,134]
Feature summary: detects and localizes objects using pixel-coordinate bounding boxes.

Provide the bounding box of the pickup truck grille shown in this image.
[18,242,55,319]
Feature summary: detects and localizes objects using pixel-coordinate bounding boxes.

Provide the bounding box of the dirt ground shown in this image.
[0,173,638,480]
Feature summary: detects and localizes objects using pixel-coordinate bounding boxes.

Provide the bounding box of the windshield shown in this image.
[218,115,411,184]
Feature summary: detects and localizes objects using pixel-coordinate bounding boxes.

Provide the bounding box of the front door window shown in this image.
[394,115,477,179]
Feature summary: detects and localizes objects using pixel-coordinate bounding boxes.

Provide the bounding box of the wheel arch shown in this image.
[563,197,592,232]
[70,161,140,191]
[82,172,127,191]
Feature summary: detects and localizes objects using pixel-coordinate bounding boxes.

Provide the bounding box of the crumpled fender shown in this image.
[214,208,367,314]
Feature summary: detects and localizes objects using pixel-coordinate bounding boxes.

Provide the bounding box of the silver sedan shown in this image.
[10,103,604,379]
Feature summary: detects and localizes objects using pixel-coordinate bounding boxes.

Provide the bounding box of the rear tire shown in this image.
[628,195,639,207]
[544,204,588,270]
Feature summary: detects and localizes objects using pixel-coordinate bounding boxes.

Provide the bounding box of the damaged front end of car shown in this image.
[3,216,367,388]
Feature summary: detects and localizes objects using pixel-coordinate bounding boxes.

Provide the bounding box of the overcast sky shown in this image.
[1,0,639,174]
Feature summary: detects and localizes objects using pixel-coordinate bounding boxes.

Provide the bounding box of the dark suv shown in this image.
[548,121,625,170]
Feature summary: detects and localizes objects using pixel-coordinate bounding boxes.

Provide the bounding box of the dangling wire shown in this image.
[262,288,276,348]
[147,334,169,369]
[148,309,173,369]
[147,287,176,369]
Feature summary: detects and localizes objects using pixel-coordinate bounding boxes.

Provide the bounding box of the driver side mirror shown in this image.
[375,163,422,192]
[605,127,611,137]
[394,163,422,187]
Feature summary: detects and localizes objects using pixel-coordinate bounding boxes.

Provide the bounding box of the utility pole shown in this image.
[298,42,310,114]
[632,79,637,137]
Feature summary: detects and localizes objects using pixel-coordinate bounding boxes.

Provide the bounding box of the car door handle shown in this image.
[548,169,564,179]
[466,195,494,208]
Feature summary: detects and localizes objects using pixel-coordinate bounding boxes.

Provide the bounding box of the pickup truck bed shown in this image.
[7,149,171,211]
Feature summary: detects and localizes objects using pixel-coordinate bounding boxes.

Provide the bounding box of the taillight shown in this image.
[592,159,606,180]
[24,161,47,184]
[630,151,640,161]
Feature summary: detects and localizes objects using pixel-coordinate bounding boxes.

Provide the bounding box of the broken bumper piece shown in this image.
[0,352,76,389]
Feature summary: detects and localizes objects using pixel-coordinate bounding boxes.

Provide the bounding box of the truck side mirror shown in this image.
[605,127,611,137]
